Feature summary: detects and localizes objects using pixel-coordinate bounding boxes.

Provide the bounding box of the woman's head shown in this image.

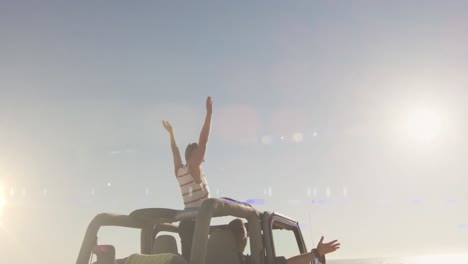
[185,143,199,162]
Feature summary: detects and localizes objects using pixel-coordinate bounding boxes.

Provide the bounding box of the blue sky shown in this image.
[1,1,468,263]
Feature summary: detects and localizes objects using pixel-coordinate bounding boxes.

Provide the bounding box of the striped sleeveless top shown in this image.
[176,165,210,209]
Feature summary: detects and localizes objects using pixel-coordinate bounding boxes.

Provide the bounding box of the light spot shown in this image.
[9,188,15,197]
[326,187,331,198]
[110,150,122,155]
[313,131,318,137]
[245,199,264,205]
[43,188,48,197]
[292,132,304,143]
[107,182,112,187]
[447,199,457,205]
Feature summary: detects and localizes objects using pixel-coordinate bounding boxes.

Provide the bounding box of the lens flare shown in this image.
[292,132,304,143]
[406,107,442,143]
[0,183,6,220]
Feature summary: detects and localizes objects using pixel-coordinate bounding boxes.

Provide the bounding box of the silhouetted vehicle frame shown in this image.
[76,198,321,264]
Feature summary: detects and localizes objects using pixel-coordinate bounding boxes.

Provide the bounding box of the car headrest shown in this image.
[153,235,179,254]
[206,230,242,264]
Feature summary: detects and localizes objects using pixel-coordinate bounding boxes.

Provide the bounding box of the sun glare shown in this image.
[0,183,5,219]
[406,107,442,143]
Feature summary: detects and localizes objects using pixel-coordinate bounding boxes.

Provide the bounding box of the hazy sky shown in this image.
[1,1,468,263]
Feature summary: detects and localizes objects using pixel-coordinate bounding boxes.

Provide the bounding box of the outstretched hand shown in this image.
[206,96,213,114]
[316,236,340,257]
[162,120,174,133]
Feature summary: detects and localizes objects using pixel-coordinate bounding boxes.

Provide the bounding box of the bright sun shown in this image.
[406,107,442,143]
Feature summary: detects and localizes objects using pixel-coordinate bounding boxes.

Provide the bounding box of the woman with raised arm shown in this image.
[162,96,213,260]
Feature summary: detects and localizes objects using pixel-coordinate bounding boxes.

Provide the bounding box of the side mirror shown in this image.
[92,245,116,264]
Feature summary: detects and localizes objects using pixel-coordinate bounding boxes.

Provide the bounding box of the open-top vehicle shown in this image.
[76,197,323,264]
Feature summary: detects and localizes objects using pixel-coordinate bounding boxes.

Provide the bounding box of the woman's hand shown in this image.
[162,120,174,133]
